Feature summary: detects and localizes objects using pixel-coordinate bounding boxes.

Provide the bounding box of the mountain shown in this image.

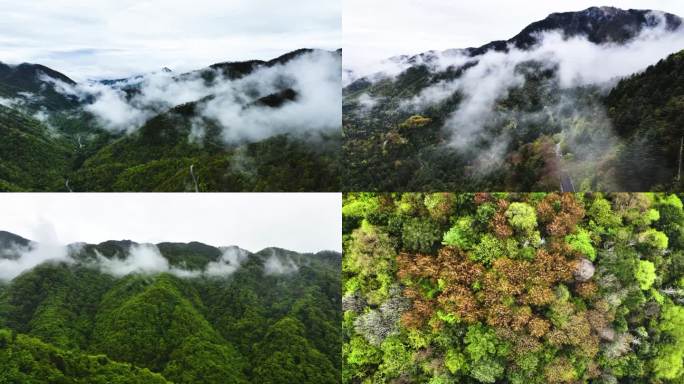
[604,50,684,191]
[343,7,684,192]
[0,231,30,259]
[393,7,682,66]
[0,231,341,384]
[0,329,169,383]
[0,62,80,112]
[0,105,75,191]
[500,6,681,50]
[0,48,341,192]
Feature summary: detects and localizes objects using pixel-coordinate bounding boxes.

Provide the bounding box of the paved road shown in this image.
[560,171,575,193]
[556,143,575,192]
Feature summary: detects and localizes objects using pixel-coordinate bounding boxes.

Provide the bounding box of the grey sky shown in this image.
[0,193,342,253]
[344,0,684,69]
[0,0,341,81]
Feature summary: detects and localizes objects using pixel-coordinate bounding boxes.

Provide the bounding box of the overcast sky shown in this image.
[0,193,341,253]
[344,0,684,69]
[0,0,341,81]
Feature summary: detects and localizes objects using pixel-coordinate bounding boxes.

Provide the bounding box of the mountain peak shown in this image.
[515,7,682,47]
[456,6,683,56]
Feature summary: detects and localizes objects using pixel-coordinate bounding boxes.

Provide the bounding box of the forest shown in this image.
[342,7,684,192]
[343,192,684,383]
[0,49,341,192]
[0,235,341,383]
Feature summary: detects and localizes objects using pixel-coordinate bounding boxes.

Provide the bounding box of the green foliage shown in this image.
[442,216,476,249]
[587,197,621,233]
[342,194,380,221]
[653,304,684,379]
[378,336,412,378]
[565,228,596,261]
[0,239,340,383]
[424,193,456,221]
[344,222,396,303]
[344,336,382,380]
[444,349,467,374]
[464,324,509,361]
[0,328,170,383]
[472,234,517,265]
[635,260,656,290]
[162,337,247,384]
[253,317,337,384]
[402,218,441,253]
[638,228,669,250]
[469,359,505,383]
[343,193,684,383]
[506,202,537,233]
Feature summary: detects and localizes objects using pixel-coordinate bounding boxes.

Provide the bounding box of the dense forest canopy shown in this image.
[0,48,341,192]
[343,7,684,192]
[0,234,341,383]
[343,192,684,383]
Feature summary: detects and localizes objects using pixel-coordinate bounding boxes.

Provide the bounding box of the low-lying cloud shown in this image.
[94,244,197,277]
[263,249,300,275]
[347,12,684,186]
[205,246,250,276]
[0,222,71,281]
[394,13,684,147]
[45,50,341,143]
[0,238,303,281]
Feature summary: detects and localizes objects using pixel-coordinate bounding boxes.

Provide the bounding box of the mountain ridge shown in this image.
[0,47,342,192]
[371,6,683,80]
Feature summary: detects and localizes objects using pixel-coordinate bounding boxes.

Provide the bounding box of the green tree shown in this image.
[565,228,596,261]
[442,216,476,250]
[253,317,337,384]
[635,260,656,290]
[505,202,538,233]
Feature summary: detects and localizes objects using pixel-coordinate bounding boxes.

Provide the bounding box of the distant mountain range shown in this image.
[0,230,341,383]
[0,48,342,192]
[343,7,684,191]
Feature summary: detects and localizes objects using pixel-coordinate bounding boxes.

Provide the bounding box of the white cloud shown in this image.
[396,22,684,148]
[205,247,250,276]
[263,250,300,275]
[202,50,342,142]
[0,220,71,280]
[95,243,177,277]
[344,0,684,72]
[46,50,342,139]
[0,0,341,81]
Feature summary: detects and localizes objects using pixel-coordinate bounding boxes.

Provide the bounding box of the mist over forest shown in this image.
[343,7,684,192]
[0,229,342,383]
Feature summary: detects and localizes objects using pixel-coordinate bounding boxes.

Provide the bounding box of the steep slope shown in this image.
[69,97,341,192]
[0,231,30,251]
[0,105,74,191]
[0,62,80,112]
[605,49,684,190]
[0,329,170,384]
[0,233,341,384]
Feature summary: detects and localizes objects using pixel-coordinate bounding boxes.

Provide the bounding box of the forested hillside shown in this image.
[343,192,684,383]
[343,7,684,192]
[0,236,341,383]
[0,48,341,192]
[605,50,684,191]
